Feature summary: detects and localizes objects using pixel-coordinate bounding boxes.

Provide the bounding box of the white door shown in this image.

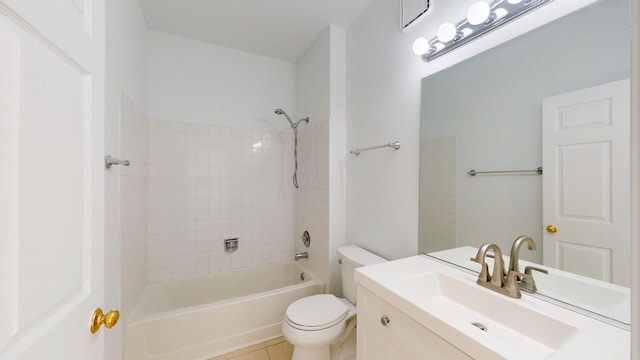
[0,0,106,359]
[542,79,630,286]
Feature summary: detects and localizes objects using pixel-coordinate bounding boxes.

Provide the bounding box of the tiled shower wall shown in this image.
[147,119,297,281]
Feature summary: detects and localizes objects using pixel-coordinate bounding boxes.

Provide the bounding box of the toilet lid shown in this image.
[286,294,348,329]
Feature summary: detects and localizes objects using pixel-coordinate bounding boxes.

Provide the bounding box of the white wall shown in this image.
[147,31,296,131]
[327,26,348,296]
[295,28,331,289]
[104,0,148,358]
[346,0,421,260]
[631,1,640,356]
[119,94,149,314]
[294,26,347,295]
[345,0,598,260]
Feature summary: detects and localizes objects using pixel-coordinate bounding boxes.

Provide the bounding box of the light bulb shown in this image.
[494,8,508,19]
[412,37,431,56]
[437,23,458,43]
[467,2,491,25]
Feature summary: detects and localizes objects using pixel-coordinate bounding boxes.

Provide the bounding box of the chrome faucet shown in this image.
[294,252,308,261]
[471,243,523,299]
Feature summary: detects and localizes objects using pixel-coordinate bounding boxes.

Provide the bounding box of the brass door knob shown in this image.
[90,308,120,333]
[380,316,390,326]
[546,224,558,233]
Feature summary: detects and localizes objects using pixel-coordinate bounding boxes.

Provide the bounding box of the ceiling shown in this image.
[139,0,375,62]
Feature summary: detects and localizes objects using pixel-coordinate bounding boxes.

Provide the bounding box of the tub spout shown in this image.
[294,252,308,261]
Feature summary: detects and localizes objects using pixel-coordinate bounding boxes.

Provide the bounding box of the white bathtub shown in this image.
[124,262,323,360]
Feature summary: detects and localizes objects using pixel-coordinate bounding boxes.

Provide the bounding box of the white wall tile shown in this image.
[148,120,297,280]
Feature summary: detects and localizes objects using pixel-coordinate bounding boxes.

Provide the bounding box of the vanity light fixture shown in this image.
[412,0,553,61]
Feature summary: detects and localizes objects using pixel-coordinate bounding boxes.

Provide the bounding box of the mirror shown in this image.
[419,0,631,324]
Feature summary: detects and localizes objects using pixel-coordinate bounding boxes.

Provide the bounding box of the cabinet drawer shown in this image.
[357,286,473,360]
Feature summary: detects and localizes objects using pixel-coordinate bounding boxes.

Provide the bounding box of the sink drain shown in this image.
[471,322,487,331]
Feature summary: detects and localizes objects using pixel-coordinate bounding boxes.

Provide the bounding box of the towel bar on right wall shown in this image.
[467,167,543,176]
[350,141,401,156]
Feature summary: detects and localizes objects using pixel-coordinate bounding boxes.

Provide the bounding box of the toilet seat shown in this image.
[285,294,348,331]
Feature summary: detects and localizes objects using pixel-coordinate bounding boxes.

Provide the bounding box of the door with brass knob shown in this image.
[542,80,630,285]
[0,0,107,358]
[91,308,120,333]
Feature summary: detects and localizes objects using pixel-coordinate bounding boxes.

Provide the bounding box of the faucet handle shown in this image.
[524,266,548,276]
[520,266,548,293]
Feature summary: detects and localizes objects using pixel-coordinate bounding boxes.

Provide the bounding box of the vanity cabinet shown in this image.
[356,286,472,360]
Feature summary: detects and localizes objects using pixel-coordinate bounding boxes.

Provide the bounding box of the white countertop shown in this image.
[355,255,630,360]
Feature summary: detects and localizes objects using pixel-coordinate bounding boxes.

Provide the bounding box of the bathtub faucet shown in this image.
[294,252,308,261]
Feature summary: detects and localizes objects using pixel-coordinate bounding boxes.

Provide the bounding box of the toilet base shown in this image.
[284,316,357,360]
[292,345,330,360]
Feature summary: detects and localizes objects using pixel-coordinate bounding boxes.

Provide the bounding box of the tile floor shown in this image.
[209,337,293,360]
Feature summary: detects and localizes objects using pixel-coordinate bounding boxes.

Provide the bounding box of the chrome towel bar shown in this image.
[104,156,131,169]
[350,141,401,156]
[467,167,542,176]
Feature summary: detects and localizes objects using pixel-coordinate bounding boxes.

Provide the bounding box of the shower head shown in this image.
[275,108,309,129]
[274,108,310,189]
[274,108,294,126]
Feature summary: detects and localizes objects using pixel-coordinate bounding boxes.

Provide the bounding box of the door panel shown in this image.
[557,141,611,221]
[2,0,95,64]
[542,79,630,286]
[18,25,87,329]
[0,0,104,358]
[556,242,611,281]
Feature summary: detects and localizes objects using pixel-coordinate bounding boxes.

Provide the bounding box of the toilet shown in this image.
[282,245,387,360]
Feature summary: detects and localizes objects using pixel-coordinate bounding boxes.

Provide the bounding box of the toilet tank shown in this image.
[337,246,387,304]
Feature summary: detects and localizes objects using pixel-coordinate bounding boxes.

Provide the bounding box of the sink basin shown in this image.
[389,271,577,359]
[428,246,631,324]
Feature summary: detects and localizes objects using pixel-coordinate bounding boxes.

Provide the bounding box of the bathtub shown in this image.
[124,262,323,360]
